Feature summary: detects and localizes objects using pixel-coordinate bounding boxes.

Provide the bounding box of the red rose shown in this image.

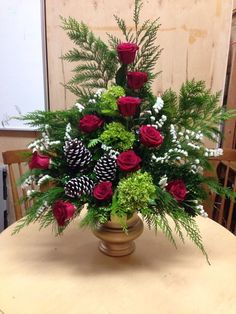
[166,180,187,201]
[117,43,139,65]
[52,200,76,226]
[116,150,142,172]
[117,96,141,117]
[140,125,164,148]
[127,71,148,90]
[79,115,104,133]
[93,181,113,201]
[29,152,50,170]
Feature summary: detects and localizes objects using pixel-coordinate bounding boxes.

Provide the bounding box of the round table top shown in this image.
[0,215,236,314]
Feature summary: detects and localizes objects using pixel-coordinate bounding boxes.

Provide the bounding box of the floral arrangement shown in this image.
[16,0,235,261]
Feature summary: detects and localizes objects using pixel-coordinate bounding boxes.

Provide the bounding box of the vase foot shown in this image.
[98,240,135,257]
[93,213,144,257]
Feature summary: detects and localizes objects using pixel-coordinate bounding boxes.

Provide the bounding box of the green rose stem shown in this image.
[124,116,133,130]
[115,64,128,87]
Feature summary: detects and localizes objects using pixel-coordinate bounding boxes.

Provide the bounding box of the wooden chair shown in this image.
[2,149,31,221]
[204,148,236,235]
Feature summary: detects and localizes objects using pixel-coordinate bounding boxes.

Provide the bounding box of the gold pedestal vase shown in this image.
[92,213,144,257]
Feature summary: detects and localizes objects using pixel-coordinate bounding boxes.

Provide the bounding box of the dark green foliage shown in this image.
[162,80,236,141]
[61,16,119,101]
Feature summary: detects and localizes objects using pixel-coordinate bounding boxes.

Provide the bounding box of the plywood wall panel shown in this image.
[45,0,233,110]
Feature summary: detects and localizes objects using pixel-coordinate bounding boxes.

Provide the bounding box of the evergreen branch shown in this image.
[169,210,210,264]
[113,15,129,40]
[162,80,236,141]
[142,211,177,247]
[61,16,118,100]
[64,84,93,102]
[203,176,236,199]
[133,19,162,78]
[106,33,121,50]
[133,0,143,39]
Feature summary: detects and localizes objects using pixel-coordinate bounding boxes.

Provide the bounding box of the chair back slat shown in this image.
[2,149,31,221]
[218,163,230,225]
[2,150,31,164]
[206,149,236,235]
[8,164,22,220]
[226,176,236,230]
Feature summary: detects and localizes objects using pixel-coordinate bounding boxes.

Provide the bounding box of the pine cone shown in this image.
[94,155,117,182]
[63,139,92,170]
[64,176,94,198]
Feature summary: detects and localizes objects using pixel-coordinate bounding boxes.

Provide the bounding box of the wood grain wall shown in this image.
[0,0,233,163]
[45,0,233,110]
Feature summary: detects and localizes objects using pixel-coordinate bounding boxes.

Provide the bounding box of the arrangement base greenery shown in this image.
[92,213,144,257]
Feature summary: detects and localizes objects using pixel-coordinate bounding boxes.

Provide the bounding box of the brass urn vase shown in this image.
[92,213,144,257]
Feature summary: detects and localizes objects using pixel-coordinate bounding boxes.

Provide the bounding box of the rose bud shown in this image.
[79,114,104,133]
[93,181,113,201]
[29,151,50,170]
[117,96,141,117]
[116,150,142,172]
[139,125,164,148]
[127,71,148,90]
[117,43,139,65]
[166,180,187,201]
[52,200,76,226]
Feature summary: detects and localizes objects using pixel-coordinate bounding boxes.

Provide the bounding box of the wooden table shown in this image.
[0,216,236,314]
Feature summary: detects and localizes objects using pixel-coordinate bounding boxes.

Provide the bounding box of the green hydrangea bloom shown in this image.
[100,122,135,151]
[100,85,125,112]
[117,171,156,214]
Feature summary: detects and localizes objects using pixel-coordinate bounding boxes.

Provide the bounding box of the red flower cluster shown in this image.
[127,71,148,90]
[93,181,113,201]
[117,43,139,65]
[116,150,142,172]
[29,152,50,170]
[117,96,141,117]
[140,125,163,148]
[79,114,104,133]
[52,200,76,226]
[166,180,187,201]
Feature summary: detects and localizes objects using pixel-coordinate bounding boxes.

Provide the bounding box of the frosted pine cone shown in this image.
[64,176,94,198]
[63,138,92,170]
[94,155,117,182]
